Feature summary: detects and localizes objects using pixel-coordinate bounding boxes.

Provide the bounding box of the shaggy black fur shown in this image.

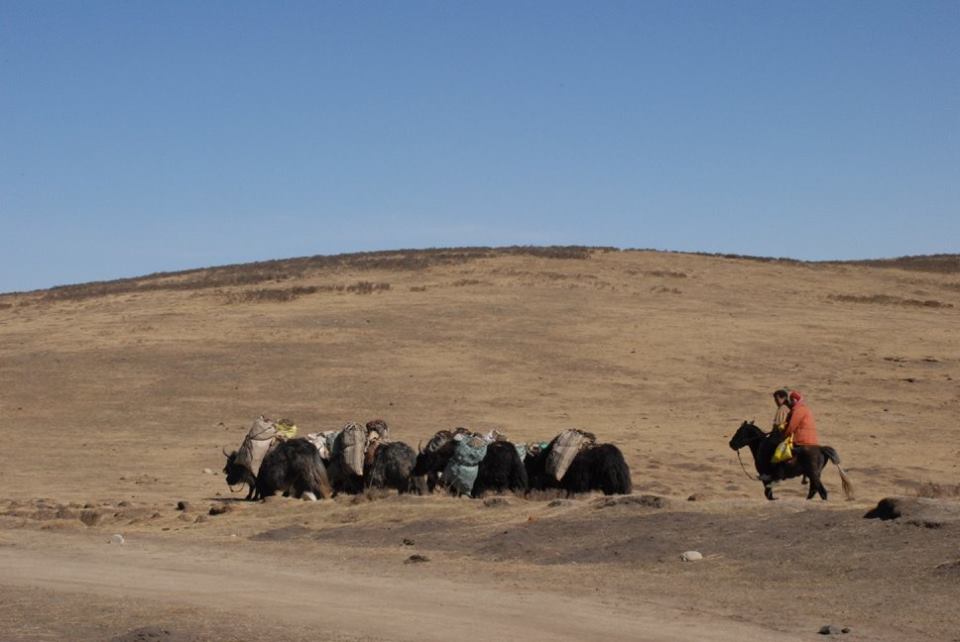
[222,451,258,500]
[365,441,417,494]
[525,441,632,496]
[561,444,632,495]
[323,457,364,495]
[412,430,458,492]
[472,441,529,497]
[255,438,333,500]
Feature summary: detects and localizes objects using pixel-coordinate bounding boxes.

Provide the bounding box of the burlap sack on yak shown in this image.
[338,422,368,476]
[235,416,281,477]
[305,431,338,461]
[443,435,488,496]
[546,429,596,482]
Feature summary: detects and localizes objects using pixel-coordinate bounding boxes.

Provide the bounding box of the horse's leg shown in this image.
[793,448,816,499]
[803,451,827,500]
[816,453,829,500]
[764,481,776,500]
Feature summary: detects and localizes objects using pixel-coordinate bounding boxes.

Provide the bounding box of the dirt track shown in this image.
[1,248,959,641]
[1,527,811,642]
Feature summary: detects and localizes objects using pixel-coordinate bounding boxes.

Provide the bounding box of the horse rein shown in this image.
[734,431,764,481]
[736,449,759,481]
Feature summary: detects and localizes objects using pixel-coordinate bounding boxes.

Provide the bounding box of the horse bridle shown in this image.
[733,431,764,482]
[736,448,760,481]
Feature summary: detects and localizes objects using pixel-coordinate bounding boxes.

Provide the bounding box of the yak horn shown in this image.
[418,440,423,455]
[222,447,231,457]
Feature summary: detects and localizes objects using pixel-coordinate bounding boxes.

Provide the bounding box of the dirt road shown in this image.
[0,530,800,642]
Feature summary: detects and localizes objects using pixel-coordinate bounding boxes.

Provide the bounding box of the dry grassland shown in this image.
[1,248,958,641]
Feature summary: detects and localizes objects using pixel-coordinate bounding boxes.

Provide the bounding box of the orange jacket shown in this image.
[784,403,819,446]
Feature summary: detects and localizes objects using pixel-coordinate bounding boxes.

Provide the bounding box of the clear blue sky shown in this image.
[2,1,958,292]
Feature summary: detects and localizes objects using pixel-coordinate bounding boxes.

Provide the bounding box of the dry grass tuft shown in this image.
[346,281,391,295]
[914,482,960,499]
[223,286,319,304]
[222,280,390,303]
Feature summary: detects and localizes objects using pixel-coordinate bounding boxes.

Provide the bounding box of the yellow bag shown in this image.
[275,419,298,439]
[771,436,794,464]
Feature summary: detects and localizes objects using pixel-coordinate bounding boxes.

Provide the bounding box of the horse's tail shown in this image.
[821,446,854,500]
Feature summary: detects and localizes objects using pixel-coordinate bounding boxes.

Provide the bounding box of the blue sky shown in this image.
[2,1,958,292]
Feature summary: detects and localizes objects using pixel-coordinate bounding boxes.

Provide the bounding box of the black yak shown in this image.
[323,457,364,495]
[472,441,528,497]
[561,444,632,495]
[222,450,258,500]
[414,430,529,497]
[412,429,460,492]
[255,438,333,500]
[728,421,853,501]
[526,442,632,496]
[364,441,418,494]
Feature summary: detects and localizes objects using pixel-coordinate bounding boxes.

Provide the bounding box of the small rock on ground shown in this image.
[405,554,430,564]
[680,551,703,561]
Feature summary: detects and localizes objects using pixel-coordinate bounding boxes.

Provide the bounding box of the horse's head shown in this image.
[728,421,763,451]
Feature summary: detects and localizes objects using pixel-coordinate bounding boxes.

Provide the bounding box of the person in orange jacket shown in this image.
[784,390,819,447]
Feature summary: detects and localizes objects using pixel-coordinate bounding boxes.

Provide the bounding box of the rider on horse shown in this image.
[783,390,819,449]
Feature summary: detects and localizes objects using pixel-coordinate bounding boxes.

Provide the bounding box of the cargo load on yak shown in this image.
[304,430,338,461]
[366,419,390,441]
[274,418,298,439]
[443,434,488,496]
[235,416,283,477]
[337,422,368,476]
[546,429,597,482]
[513,442,528,462]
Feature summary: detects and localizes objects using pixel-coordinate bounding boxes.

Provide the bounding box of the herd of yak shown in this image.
[223,417,855,503]
[222,418,633,502]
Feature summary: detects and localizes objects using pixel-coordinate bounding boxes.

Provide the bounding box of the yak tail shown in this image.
[822,446,855,500]
[307,452,334,499]
[595,444,633,495]
[509,455,530,493]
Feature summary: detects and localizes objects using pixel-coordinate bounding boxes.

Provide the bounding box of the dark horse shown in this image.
[728,421,853,501]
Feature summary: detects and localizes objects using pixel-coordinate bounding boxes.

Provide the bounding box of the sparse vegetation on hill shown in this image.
[827,293,954,308]
[845,254,960,274]
[2,247,958,305]
[3,246,605,302]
